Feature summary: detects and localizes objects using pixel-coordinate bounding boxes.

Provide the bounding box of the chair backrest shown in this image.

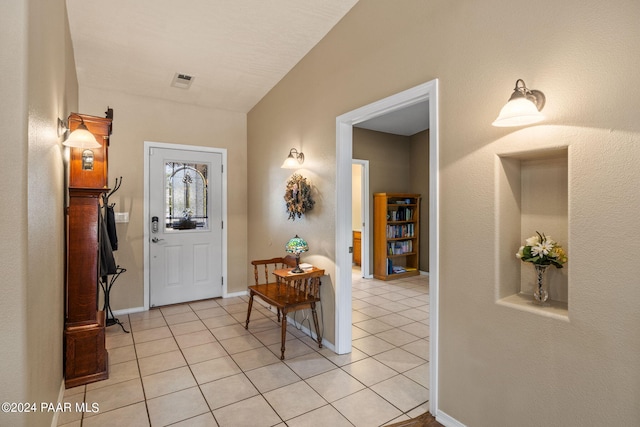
[251,256,297,286]
[287,269,323,299]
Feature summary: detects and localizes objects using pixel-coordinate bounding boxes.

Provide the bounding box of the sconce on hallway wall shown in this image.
[281,148,305,168]
[62,113,101,149]
[492,79,545,127]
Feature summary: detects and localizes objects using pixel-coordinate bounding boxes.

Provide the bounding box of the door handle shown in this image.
[151,237,164,243]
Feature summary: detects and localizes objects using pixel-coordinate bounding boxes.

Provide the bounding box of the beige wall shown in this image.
[0,2,29,423]
[354,128,412,194]
[79,87,248,309]
[248,0,640,425]
[1,0,78,426]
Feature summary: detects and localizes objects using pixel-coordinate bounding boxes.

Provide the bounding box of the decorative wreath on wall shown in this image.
[284,173,315,220]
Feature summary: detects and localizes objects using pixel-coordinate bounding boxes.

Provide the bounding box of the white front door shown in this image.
[149,146,223,307]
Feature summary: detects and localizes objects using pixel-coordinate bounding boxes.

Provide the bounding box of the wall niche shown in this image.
[496,147,569,319]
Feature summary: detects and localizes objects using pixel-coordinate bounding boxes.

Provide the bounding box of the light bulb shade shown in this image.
[492,79,545,127]
[285,235,309,255]
[281,148,304,168]
[63,123,101,148]
[281,155,299,169]
[492,97,544,127]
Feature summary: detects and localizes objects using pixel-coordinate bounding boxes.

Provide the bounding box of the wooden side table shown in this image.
[246,266,324,359]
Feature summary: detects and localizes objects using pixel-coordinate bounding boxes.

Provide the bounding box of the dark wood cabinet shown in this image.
[64,113,111,388]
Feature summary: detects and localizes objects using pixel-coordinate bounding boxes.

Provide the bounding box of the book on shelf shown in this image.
[386,223,414,238]
[388,207,413,221]
[387,240,413,255]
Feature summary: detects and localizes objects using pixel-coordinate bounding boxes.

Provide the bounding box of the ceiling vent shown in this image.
[171,72,195,89]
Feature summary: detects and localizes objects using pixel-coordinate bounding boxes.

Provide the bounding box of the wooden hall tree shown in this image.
[64,113,112,388]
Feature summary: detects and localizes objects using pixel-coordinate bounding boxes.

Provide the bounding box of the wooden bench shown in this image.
[245,257,324,359]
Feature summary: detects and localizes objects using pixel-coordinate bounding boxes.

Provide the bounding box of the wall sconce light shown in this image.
[63,113,101,149]
[492,79,545,127]
[281,148,305,168]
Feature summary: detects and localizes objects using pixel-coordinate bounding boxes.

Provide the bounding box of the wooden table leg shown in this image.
[311,303,323,348]
[280,308,287,360]
[245,292,254,330]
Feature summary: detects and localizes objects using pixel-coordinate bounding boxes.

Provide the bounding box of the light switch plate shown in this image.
[114,212,129,223]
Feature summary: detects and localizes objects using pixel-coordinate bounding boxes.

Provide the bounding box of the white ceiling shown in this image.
[355,101,430,136]
[66,0,359,113]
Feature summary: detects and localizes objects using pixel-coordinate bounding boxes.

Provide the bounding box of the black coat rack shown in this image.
[100,177,128,333]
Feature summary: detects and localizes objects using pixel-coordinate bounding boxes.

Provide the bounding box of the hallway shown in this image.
[57,271,430,426]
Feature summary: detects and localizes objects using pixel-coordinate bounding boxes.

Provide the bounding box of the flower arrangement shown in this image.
[516,231,567,268]
[284,173,315,220]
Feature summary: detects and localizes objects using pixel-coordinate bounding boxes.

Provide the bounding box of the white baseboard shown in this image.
[420,270,430,276]
[112,306,145,316]
[225,290,248,298]
[436,409,467,427]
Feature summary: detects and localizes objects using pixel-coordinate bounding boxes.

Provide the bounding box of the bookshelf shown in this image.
[374,193,421,280]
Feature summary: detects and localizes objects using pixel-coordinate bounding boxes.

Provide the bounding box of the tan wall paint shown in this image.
[1,0,77,426]
[79,87,248,309]
[0,2,29,424]
[248,0,640,425]
[354,128,412,194]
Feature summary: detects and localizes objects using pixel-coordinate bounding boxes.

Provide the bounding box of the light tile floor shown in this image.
[58,270,430,427]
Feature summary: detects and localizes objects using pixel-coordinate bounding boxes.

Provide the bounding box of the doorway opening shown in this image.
[351,159,370,278]
[335,79,440,413]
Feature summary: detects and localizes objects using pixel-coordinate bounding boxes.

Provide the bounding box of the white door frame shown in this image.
[143,141,228,310]
[335,79,440,413]
[352,159,371,278]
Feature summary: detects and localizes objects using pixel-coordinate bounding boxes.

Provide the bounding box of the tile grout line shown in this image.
[128,312,154,427]
[161,303,219,426]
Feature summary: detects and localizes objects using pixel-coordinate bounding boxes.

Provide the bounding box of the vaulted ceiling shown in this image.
[66,0,359,113]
